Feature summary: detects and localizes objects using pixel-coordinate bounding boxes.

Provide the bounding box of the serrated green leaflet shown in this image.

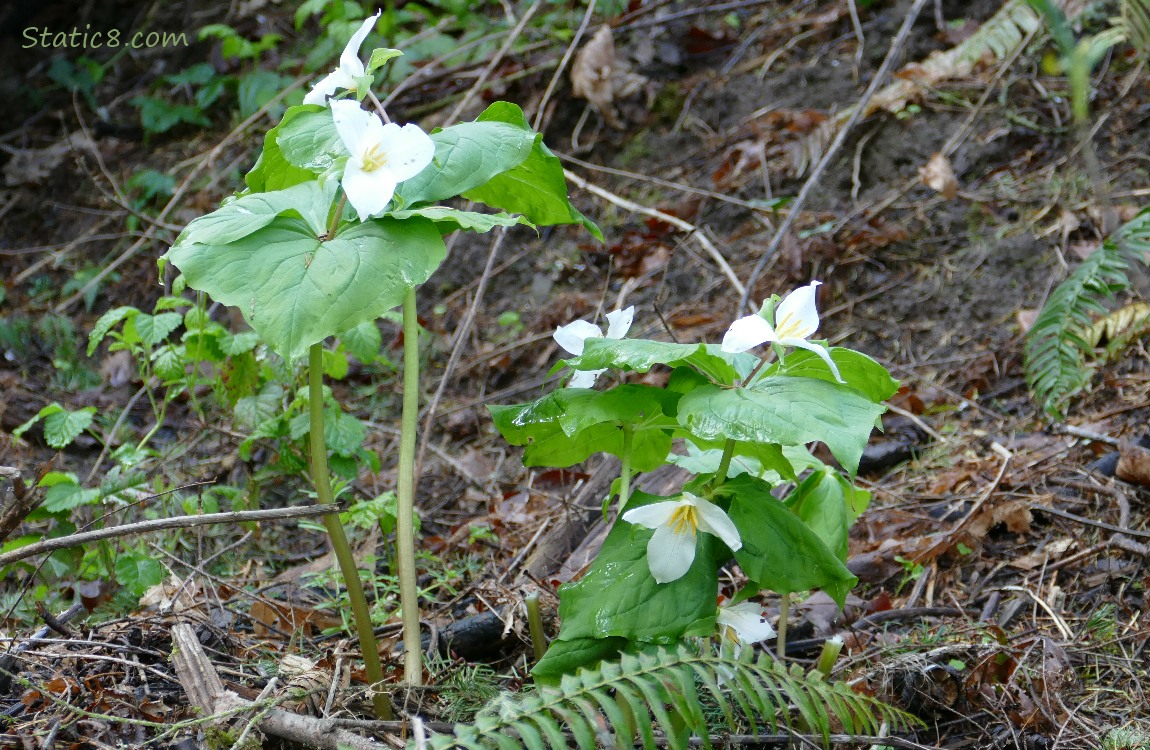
[463,102,602,239]
[563,338,757,385]
[339,320,381,363]
[176,181,337,247]
[398,120,536,205]
[128,312,184,347]
[387,206,533,234]
[554,491,720,643]
[677,377,885,474]
[765,347,899,403]
[488,385,679,471]
[722,475,857,607]
[167,216,445,361]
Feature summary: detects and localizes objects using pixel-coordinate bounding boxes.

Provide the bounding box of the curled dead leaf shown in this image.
[919,152,958,200]
[570,25,647,128]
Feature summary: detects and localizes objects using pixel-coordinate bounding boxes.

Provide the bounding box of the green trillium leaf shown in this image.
[176,181,336,247]
[765,347,899,403]
[166,216,446,361]
[783,469,852,562]
[488,385,679,471]
[722,474,858,607]
[461,101,602,239]
[398,119,537,205]
[387,206,533,234]
[531,636,630,683]
[561,338,757,386]
[245,104,325,192]
[277,106,344,174]
[676,377,886,474]
[553,491,720,643]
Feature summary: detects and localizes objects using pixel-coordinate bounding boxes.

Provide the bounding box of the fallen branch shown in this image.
[171,624,388,750]
[0,505,338,567]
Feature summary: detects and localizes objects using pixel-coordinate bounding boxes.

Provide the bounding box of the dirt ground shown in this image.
[1,0,1149,748]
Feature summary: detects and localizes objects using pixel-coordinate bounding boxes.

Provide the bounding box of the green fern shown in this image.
[1025,208,1150,417]
[421,643,920,750]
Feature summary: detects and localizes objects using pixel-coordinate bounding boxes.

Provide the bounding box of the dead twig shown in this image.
[0,505,338,568]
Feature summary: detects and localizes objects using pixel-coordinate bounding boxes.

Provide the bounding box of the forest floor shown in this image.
[0,0,1148,748]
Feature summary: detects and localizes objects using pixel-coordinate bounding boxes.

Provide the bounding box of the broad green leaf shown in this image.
[176,181,336,247]
[322,348,349,379]
[532,636,629,683]
[563,338,757,386]
[152,344,185,382]
[672,438,796,481]
[366,47,403,73]
[765,347,898,403]
[339,320,381,363]
[130,312,184,347]
[13,404,96,449]
[88,306,139,355]
[234,383,284,431]
[115,552,166,597]
[722,474,857,606]
[220,331,262,356]
[245,106,323,192]
[397,120,536,205]
[166,216,446,361]
[325,408,365,455]
[677,378,886,474]
[43,482,100,512]
[554,491,720,643]
[784,469,851,561]
[488,385,679,471]
[462,102,602,239]
[388,206,533,233]
[276,106,344,174]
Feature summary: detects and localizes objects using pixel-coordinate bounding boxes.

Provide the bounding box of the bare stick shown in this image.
[738,0,931,313]
[0,505,338,568]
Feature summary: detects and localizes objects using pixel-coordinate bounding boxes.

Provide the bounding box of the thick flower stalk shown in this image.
[331,100,434,219]
[622,492,741,584]
[553,306,634,388]
[722,280,843,382]
[303,11,382,106]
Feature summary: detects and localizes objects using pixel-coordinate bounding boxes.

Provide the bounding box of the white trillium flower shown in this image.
[553,307,634,388]
[717,601,776,656]
[303,11,381,106]
[330,99,434,220]
[721,280,844,383]
[621,492,741,584]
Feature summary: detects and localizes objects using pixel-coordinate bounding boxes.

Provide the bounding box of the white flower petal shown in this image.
[621,500,682,530]
[782,338,844,383]
[331,99,374,155]
[774,280,822,340]
[553,319,601,356]
[718,602,776,644]
[339,11,381,76]
[692,495,742,551]
[342,159,397,219]
[721,313,777,353]
[646,521,697,584]
[605,307,634,340]
[566,368,602,389]
[377,123,435,182]
[303,68,357,106]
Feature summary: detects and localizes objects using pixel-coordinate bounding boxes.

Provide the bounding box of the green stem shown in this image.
[618,423,634,511]
[710,438,737,492]
[525,592,546,662]
[776,592,790,660]
[397,288,422,685]
[308,344,392,721]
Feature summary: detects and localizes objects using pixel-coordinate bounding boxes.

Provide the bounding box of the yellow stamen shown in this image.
[361,143,389,172]
[668,503,699,536]
[775,309,798,338]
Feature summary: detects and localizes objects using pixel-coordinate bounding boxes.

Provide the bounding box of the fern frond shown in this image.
[423,643,921,750]
[1025,208,1150,416]
[1122,0,1150,51]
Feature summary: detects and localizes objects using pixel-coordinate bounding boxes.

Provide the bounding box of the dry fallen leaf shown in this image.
[918,152,958,199]
[1116,441,1150,488]
[570,25,647,128]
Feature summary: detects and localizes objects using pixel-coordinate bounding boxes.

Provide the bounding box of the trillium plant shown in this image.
[161,13,598,719]
[491,281,897,679]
